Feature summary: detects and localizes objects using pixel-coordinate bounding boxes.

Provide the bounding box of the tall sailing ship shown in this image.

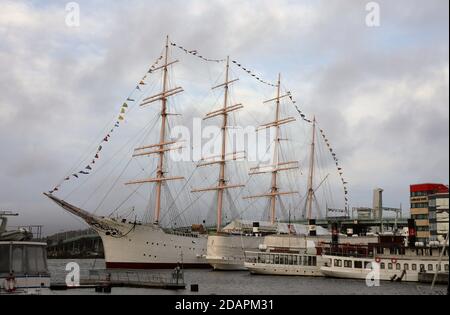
[45,36,209,269]
[44,36,344,270]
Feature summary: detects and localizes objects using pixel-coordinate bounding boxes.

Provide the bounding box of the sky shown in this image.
[0,0,448,235]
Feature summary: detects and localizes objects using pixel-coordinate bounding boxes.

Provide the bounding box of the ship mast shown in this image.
[192,56,245,233]
[244,74,299,225]
[305,116,317,220]
[126,36,185,225]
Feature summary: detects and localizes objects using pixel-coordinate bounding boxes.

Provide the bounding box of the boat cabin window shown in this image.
[288,255,293,265]
[412,264,417,271]
[354,261,363,269]
[388,263,393,270]
[344,260,352,268]
[396,264,401,270]
[445,265,449,272]
[0,244,47,276]
[0,245,10,273]
[404,264,409,271]
[428,264,433,272]
[364,262,372,269]
[380,263,385,269]
[334,259,342,267]
[420,264,425,272]
[12,246,24,273]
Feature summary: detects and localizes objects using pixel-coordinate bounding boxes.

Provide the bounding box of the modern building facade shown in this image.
[429,192,449,242]
[410,183,449,244]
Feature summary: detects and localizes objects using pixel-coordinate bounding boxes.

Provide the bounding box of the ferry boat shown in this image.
[207,221,331,271]
[320,235,449,283]
[0,212,50,295]
[244,232,377,276]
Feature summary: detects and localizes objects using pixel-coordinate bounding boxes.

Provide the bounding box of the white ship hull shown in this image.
[206,234,265,270]
[207,232,378,271]
[44,194,210,269]
[94,218,210,269]
[320,255,449,283]
[245,262,323,277]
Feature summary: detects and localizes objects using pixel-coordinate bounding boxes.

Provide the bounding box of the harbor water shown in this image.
[47,259,447,295]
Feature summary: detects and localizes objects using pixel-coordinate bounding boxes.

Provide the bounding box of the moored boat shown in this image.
[320,234,449,283]
[0,212,50,295]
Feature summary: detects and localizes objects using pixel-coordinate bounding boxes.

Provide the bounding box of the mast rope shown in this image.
[316,122,349,210]
[61,109,160,200]
[48,53,165,194]
[283,85,349,212]
[231,60,277,87]
[170,42,226,63]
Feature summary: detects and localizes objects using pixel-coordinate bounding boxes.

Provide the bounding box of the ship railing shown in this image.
[88,269,184,285]
[165,230,199,238]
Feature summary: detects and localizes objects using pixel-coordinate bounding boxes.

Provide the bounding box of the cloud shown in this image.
[0,0,448,234]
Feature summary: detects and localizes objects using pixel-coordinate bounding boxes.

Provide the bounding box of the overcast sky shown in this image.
[0,0,448,235]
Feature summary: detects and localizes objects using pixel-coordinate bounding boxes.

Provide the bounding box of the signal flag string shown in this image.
[48,54,165,194]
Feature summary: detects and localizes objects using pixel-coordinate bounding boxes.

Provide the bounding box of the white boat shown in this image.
[0,242,50,295]
[207,221,331,270]
[45,193,209,269]
[243,233,378,276]
[0,212,50,295]
[245,251,325,277]
[320,235,450,283]
[0,212,33,242]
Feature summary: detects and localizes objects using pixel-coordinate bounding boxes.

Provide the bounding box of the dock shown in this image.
[50,269,186,292]
[418,272,449,285]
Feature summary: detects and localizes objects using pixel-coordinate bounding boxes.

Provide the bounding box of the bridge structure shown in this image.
[46,229,104,259]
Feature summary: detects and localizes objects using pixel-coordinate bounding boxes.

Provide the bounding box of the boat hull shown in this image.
[206,235,265,271]
[0,276,50,295]
[94,218,210,270]
[320,256,449,283]
[245,262,324,277]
